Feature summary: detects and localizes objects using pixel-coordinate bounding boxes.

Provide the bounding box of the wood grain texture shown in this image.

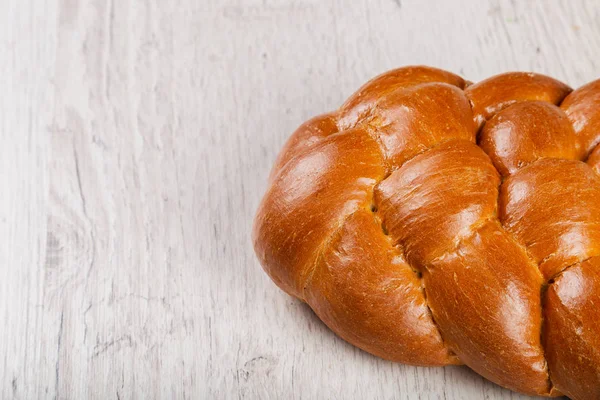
[1,0,599,398]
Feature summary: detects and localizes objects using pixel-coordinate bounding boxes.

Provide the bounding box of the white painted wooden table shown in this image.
[2,0,598,398]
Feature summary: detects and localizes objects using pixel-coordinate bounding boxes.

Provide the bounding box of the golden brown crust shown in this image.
[479,101,583,176]
[465,72,572,129]
[588,144,600,174]
[374,140,499,266]
[544,257,600,400]
[560,79,600,155]
[339,65,466,130]
[425,221,550,396]
[253,127,385,298]
[499,159,600,280]
[360,83,476,170]
[269,112,339,182]
[304,210,459,366]
[253,66,600,398]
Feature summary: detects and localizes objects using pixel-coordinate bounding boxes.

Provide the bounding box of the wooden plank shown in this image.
[2,0,599,398]
[0,0,56,399]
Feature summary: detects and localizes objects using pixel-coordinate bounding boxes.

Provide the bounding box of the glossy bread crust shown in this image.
[253,66,600,400]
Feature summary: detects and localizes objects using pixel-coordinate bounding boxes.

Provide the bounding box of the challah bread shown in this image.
[252,66,600,399]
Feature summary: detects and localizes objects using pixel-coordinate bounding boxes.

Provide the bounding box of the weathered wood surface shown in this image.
[2,0,599,398]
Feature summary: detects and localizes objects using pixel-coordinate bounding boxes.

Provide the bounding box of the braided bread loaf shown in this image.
[252,66,600,399]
